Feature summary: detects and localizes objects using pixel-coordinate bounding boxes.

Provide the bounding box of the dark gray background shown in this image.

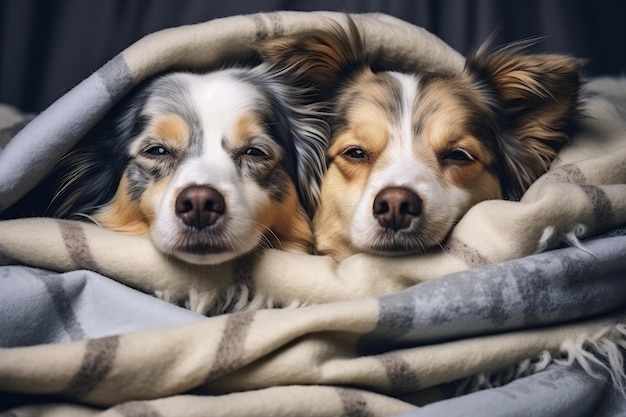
[1,0,624,113]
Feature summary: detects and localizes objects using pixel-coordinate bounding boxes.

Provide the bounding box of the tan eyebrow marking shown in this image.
[151,114,190,149]
[233,112,265,146]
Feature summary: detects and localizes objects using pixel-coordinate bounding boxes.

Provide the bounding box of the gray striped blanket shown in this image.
[1,11,626,416]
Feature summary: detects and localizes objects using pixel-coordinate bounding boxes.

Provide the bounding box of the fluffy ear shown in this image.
[257,17,369,217]
[466,44,582,199]
[2,87,149,220]
[46,100,145,218]
[258,17,368,93]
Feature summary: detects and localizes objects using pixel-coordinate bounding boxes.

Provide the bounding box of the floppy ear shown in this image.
[257,18,369,217]
[467,45,582,199]
[2,87,150,220]
[47,96,147,218]
[258,17,368,93]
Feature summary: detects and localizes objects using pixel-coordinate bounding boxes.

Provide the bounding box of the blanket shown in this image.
[1,11,626,416]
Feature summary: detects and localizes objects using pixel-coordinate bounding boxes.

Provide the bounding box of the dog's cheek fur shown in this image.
[239,155,290,203]
[243,157,315,252]
[313,164,366,258]
[138,178,170,229]
[93,172,171,236]
[126,163,152,201]
[93,174,151,235]
[258,166,290,203]
[261,178,314,252]
[450,168,502,207]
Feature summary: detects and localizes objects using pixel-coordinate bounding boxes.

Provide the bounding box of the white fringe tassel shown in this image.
[556,325,626,396]
[456,324,626,397]
[536,223,598,258]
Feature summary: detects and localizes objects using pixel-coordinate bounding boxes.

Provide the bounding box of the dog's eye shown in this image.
[144,146,169,156]
[442,149,474,164]
[244,147,268,158]
[343,147,367,161]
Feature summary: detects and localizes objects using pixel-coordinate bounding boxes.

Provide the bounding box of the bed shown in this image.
[1,11,626,416]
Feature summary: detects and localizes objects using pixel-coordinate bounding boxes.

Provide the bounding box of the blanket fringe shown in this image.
[556,324,626,395]
[454,324,626,397]
[535,223,598,258]
[454,350,553,395]
[563,224,600,259]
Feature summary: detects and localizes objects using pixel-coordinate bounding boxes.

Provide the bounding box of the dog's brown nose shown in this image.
[175,185,226,229]
[373,187,422,231]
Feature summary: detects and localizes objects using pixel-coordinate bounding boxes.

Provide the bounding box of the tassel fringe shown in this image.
[455,324,626,398]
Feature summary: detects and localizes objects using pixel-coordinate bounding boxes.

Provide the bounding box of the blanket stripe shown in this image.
[65,336,120,398]
[443,237,489,268]
[60,221,100,271]
[2,304,626,408]
[206,312,256,381]
[34,269,88,341]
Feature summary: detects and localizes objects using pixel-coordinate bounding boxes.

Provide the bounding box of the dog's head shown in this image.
[262,20,581,260]
[17,68,328,264]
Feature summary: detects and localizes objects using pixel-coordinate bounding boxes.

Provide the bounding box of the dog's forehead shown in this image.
[343,72,493,146]
[334,72,425,156]
[329,72,404,154]
[337,72,405,124]
[147,71,263,110]
[142,71,271,151]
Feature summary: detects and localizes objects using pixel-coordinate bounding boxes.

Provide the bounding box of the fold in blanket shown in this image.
[2,237,626,415]
[1,11,626,417]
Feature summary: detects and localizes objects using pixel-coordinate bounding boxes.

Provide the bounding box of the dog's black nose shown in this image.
[175,185,226,229]
[373,187,422,231]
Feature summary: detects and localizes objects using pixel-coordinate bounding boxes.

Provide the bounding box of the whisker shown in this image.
[251,220,282,250]
[69,212,103,227]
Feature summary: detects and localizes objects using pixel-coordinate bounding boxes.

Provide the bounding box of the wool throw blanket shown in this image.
[1,11,626,416]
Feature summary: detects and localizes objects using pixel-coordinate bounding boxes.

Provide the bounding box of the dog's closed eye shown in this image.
[236,140,277,165]
[440,148,475,166]
[244,146,269,157]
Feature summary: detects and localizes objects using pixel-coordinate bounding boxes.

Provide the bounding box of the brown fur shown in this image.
[262,19,581,259]
[94,175,153,235]
[152,114,190,148]
[233,112,266,146]
[466,47,581,198]
[262,181,314,253]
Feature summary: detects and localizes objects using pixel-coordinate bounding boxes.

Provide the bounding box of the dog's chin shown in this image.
[351,228,446,257]
[167,249,244,265]
[151,229,261,265]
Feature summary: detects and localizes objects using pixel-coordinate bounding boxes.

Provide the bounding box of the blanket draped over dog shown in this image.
[1,11,626,416]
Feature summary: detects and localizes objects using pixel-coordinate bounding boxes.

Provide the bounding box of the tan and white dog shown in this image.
[262,19,581,260]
